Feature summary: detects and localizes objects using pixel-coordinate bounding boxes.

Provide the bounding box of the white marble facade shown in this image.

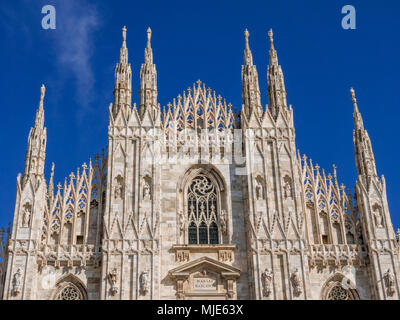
[0,27,399,300]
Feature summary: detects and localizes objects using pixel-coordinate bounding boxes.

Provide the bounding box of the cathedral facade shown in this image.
[0,27,399,300]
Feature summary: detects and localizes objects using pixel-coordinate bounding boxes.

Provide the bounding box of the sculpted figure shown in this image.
[22,205,31,228]
[140,271,149,295]
[283,178,292,199]
[373,206,383,228]
[255,180,264,200]
[385,269,395,296]
[13,268,22,295]
[143,180,151,200]
[262,269,273,297]
[291,268,302,295]
[109,268,118,296]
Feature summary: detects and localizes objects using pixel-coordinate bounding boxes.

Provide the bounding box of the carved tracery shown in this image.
[187,175,219,245]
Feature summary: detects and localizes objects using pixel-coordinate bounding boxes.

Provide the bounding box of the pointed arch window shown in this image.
[187,175,219,245]
[53,276,88,300]
[56,284,83,300]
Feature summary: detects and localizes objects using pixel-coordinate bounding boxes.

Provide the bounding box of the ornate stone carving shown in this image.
[109,268,118,296]
[384,269,395,296]
[177,210,185,236]
[176,250,190,262]
[262,269,273,297]
[291,268,302,296]
[142,176,151,201]
[372,204,383,228]
[114,176,124,200]
[140,271,149,295]
[255,177,264,200]
[283,175,292,199]
[12,268,22,296]
[218,250,233,262]
[21,203,32,228]
[220,209,227,235]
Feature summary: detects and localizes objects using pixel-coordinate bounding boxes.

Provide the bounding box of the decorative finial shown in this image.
[40,84,46,103]
[350,87,357,104]
[244,29,250,47]
[122,26,127,42]
[147,27,152,44]
[268,29,274,45]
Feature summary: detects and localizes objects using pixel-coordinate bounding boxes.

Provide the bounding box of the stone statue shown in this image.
[13,268,22,296]
[283,177,292,199]
[291,268,302,295]
[373,206,383,228]
[384,269,395,296]
[262,269,273,297]
[143,180,151,200]
[255,180,264,200]
[109,268,118,296]
[140,271,149,295]
[114,177,123,200]
[22,205,31,228]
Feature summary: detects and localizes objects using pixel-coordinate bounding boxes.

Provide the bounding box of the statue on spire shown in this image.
[268,29,274,47]
[267,28,287,119]
[147,27,152,47]
[40,84,46,103]
[122,26,127,43]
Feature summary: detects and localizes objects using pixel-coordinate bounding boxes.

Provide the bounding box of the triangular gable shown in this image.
[169,256,241,278]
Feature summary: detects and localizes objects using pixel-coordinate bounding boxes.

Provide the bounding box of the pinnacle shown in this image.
[122,26,127,43]
[350,87,357,105]
[268,29,274,45]
[147,27,152,46]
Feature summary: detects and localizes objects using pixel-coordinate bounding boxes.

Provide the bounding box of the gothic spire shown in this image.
[351,88,377,179]
[23,85,47,181]
[145,27,153,64]
[351,87,364,131]
[268,29,278,66]
[139,27,158,120]
[267,29,288,120]
[120,26,128,65]
[244,29,253,66]
[113,26,132,117]
[241,29,262,118]
[35,84,45,129]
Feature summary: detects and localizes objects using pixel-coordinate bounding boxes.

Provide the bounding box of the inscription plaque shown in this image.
[193,277,216,291]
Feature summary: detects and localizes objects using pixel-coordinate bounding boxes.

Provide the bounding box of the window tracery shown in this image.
[327,284,350,300]
[56,284,84,300]
[187,175,219,245]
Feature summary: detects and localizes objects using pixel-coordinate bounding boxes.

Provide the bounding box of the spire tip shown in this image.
[268,29,274,43]
[350,87,357,105]
[122,26,127,42]
[40,84,46,102]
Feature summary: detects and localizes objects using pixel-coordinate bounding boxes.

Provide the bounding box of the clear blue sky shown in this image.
[0,0,399,231]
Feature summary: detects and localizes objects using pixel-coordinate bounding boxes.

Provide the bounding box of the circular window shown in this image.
[327,285,349,300]
[57,284,83,300]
